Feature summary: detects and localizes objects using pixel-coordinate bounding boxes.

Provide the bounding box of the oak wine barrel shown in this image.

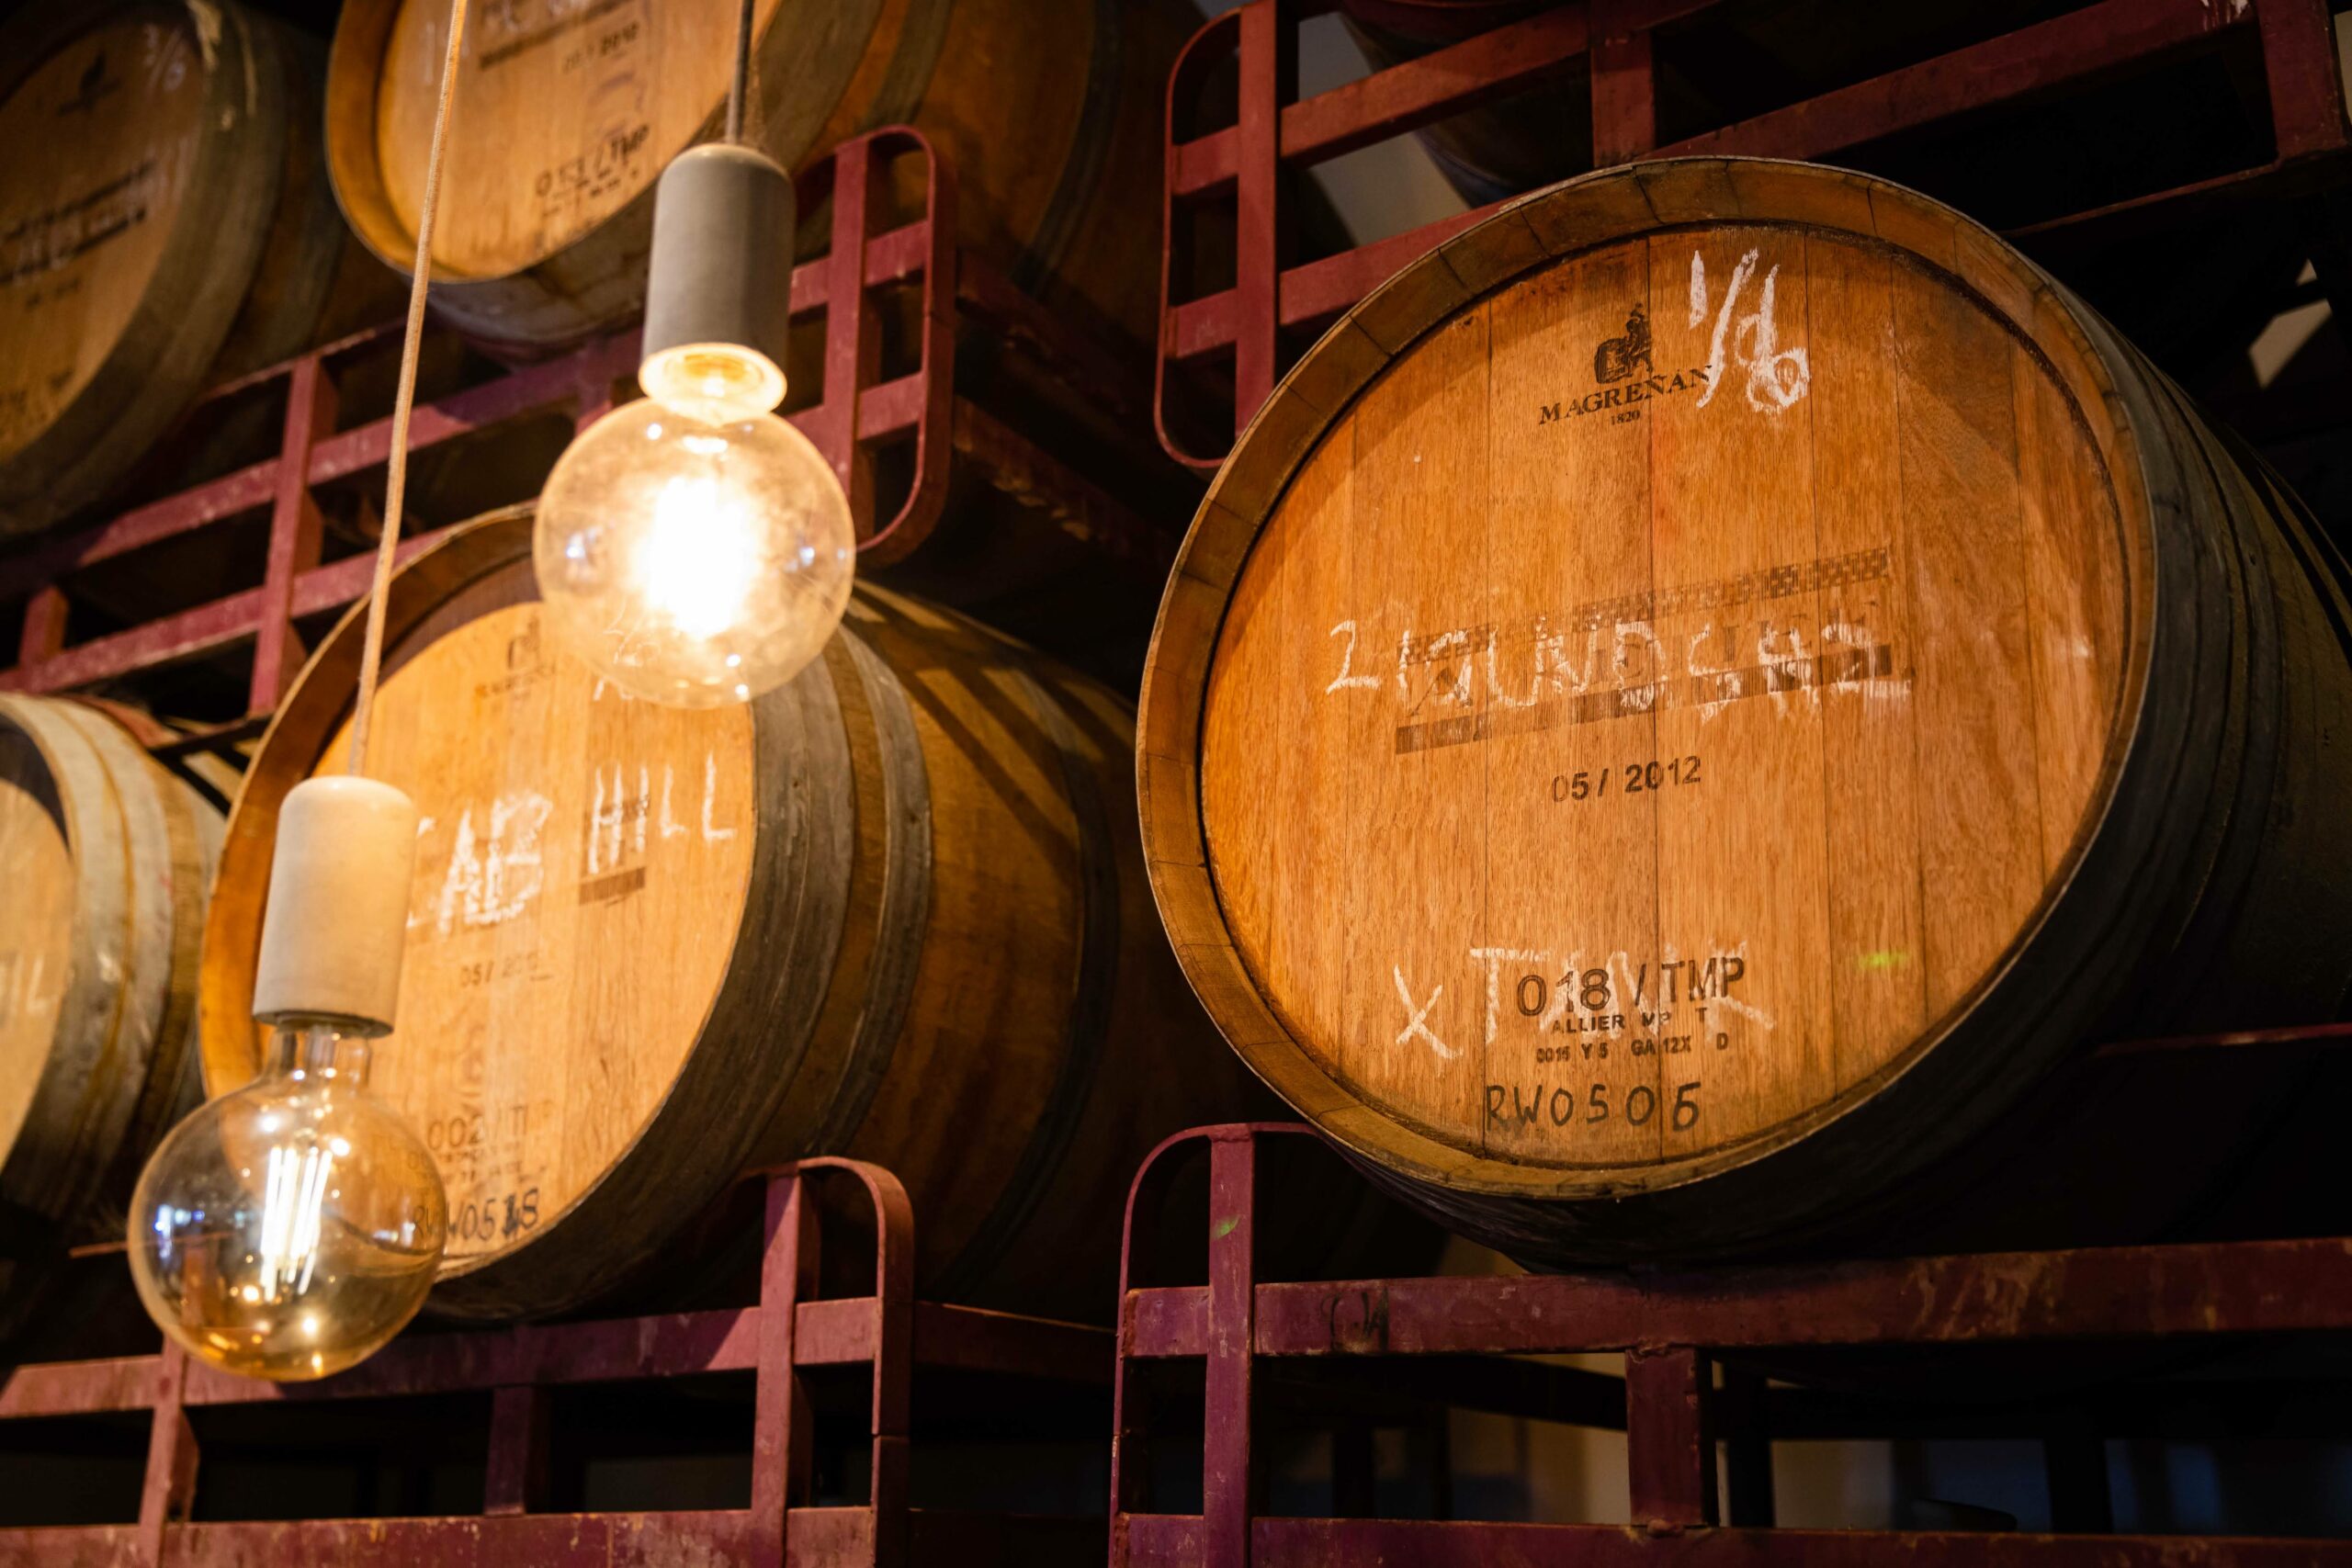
[1140,157,2352,1266]
[200,506,1259,1321]
[325,0,1192,356]
[1336,1,1577,206]
[1335,1,2053,209]
[0,2,398,537]
[0,698,225,1344]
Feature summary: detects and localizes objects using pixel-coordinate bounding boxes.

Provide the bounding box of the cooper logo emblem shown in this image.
[1592,303,1651,385]
[1535,301,1707,427]
[59,52,117,116]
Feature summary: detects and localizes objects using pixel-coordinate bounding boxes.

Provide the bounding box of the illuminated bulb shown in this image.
[533,390,854,707]
[128,1020,447,1381]
[534,139,848,707]
[639,342,786,425]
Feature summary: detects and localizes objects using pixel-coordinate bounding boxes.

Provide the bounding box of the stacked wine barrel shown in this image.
[1337,1,1571,204]
[0,699,225,1343]
[200,508,1262,1321]
[0,1,395,537]
[324,0,1193,355]
[1141,157,2352,1265]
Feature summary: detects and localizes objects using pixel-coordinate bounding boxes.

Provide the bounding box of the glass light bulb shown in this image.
[533,393,854,708]
[128,1021,447,1382]
[638,343,787,425]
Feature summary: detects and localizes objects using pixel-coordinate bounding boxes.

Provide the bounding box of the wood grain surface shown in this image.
[0,698,220,1246]
[1198,217,2128,1181]
[0,16,203,461]
[327,0,1191,352]
[202,509,1245,1320]
[0,2,398,536]
[1144,159,2352,1260]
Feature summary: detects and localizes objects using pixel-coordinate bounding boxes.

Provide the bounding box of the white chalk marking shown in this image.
[1823,620,1910,705]
[1756,622,1816,716]
[1484,623,1542,710]
[434,791,553,936]
[1708,942,1776,1032]
[659,765,687,840]
[1697,249,1758,409]
[1685,624,1736,723]
[1536,949,1577,1034]
[701,753,737,843]
[1470,947,1546,1043]
[1422,629,1474,712]
[485,794,550,922]
[1325,620,1383,694]
[1736,264,1811,413]
[586,767,624,876]
[1392,967,1455,1061]
[0,953,53,1028]
[1611,621,1665,712]
[1693,246,1810,414]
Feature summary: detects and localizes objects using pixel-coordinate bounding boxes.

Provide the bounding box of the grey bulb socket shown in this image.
[640,142,797,376]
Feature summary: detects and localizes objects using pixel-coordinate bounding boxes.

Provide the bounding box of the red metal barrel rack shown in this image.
[0,125,1175,765]
[1155,0,2352,471]
[1112,1116,2352,1564]
[0,1157,1108,1567]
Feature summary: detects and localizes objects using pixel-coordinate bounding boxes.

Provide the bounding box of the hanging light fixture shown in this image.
[533,0,854,709]
[125,0,476,1381]
[128,779,444,1380]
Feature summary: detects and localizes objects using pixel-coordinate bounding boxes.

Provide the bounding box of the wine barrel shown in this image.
[324,0,1192,356]
[0,698,224,1342]
[1140,157,2352,1267]
[0,2,397,537]
[199,505,1256,1321]
[1337,1,2053,207]
[1337,2,1578,205]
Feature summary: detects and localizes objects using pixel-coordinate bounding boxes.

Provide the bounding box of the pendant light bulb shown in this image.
[128,778,447,1381]
[534,142,853,708]
[534,395,854,708]
[638,342,787,425]
[129,1019,447,1381]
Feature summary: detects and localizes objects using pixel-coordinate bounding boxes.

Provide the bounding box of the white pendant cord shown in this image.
[348,0,469,776]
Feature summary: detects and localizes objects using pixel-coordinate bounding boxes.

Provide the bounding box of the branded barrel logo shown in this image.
[1538,299,1710,425]
[58,52,118,117]
[1592,302,1651,383]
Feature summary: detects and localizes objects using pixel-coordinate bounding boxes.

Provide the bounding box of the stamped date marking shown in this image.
[1551,754,1702,802]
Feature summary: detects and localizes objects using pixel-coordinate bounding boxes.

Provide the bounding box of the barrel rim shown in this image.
[198,505,897,1319]
[321,0,883,350]
[0,696,159,1226]
[0,0,289,535]
[197,503,542,1098]
[1136,154,2164,1202]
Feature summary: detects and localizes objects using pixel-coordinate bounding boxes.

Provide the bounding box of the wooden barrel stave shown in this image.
[199,506,1260,1321]
[1336,1,1584,206]
[0,3,396,536]
[326,0,1191,356]
[0,701,137,1234]
[0,698,222,1346]
[1141,158,2352,1266]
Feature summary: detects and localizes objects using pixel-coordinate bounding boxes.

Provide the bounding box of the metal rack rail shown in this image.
[1113,1121,2352,1565]
[0,1157,1107,1568]
[0,126,1170,756]
[1157,0,2352,470]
